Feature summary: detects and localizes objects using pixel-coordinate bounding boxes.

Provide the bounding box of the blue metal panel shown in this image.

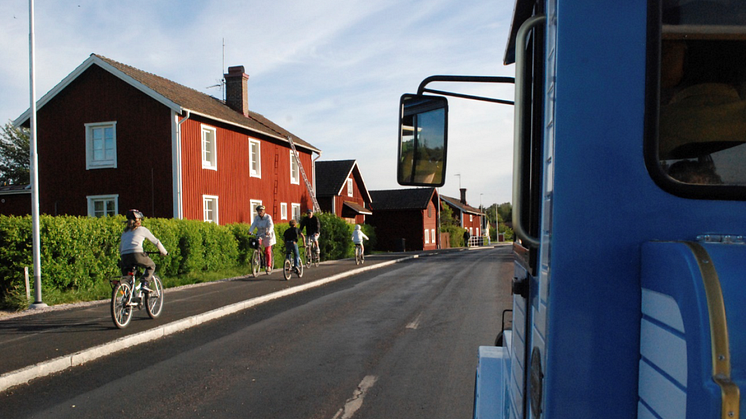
[640,241,746,418]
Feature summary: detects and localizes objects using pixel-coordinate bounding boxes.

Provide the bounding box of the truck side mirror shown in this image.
[397,94,448,187]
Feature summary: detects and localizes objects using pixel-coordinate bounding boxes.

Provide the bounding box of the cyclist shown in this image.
[283,219,305,272]
[299,209,321,259]
[119,209,168,290]
[249,205,275,271]
[351,224,369,260]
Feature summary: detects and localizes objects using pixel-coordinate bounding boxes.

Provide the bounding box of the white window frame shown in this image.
[86,194,118,217]
[250,199,263,220]
[290,151,300,184]
[202,124,218,170]
[347,178,353,197]
[203,195,219,224]
[432,229,436,244]
[424,228,430,244]
[85,121,117,170]
[281,203,288,220]
[291,203,301,221]
[249,138,261,178]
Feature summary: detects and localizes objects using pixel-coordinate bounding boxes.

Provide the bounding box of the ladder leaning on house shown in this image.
[287,136,320,213]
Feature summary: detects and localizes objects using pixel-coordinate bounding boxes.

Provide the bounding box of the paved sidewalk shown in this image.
[0,253,420,393]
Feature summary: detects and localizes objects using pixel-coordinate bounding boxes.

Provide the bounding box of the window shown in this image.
[85,122,117,169]
[281,203,288,220]
[347,178,353,196]
[87,194,118,217]
[202,125,217,170]
[432,229,436,244]
[290,151,300,184]
[250,199,263,220]
[648,0,746,199]
[469,214,473,222]
[203,195,219,224]
[292,203,301,221]
[249,138,261,178]
[424,228,430,244]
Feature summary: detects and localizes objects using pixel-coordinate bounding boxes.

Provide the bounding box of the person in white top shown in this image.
[119,209,168,287]
[351,224,369,258]
[249,205,276,270]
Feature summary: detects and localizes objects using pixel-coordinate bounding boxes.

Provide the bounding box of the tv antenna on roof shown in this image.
[206,38,226,100]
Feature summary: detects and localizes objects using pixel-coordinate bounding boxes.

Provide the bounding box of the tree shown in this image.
[439,202,459,228]
[497,202,512,227]
[0,121,30,185]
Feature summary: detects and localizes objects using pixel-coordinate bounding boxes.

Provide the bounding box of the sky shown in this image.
[1,0,516,208]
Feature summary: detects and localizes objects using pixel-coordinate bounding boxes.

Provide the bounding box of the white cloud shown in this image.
[1,0,516,206]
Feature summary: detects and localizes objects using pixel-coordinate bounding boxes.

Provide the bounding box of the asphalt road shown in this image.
[0,247,513,419]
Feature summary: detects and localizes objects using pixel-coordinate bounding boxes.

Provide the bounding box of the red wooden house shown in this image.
[14,54,320,224]
[440,188,485,242]
[315,160,372,224]
[367,187,439,251]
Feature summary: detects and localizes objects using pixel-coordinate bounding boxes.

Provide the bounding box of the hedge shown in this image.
[0,213,376,310]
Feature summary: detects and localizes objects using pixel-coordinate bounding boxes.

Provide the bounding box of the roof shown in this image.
[316,160,372,202]
[14,54,319,153]
[343,201,372,215]
[440,195,484,216]
[0,184,31,195]
[369,188,437,211]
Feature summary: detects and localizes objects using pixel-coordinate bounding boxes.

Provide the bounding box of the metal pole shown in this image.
[29,0,46,308]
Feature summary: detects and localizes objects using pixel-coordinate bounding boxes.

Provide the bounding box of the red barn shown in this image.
[368,188,439,251]
[14,54,319,224]
[440,188,485,244]
[315,160,372,224]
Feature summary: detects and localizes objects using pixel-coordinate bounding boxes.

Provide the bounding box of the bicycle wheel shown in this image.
[251,250,261,278]
[145,275,164,319]
[296,261,303,278]
[355,246,362,265]
[305,245,312,268]
[111,280,133,329]
[283,258,292,280]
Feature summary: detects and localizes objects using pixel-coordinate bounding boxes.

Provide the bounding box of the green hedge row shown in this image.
[0,213,376,310]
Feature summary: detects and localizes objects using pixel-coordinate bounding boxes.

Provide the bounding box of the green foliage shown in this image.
[316,213,354,260]
[439,202,459,228]
[441,224,467,247]
[0,121,30,185]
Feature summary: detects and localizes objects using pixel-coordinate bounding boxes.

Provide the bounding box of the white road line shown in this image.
[332,375,378,419]
[406,312,423,329]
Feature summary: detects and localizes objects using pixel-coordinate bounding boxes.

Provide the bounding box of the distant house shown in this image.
[315,160,372,224]
[368,187,439,251]
[440,188,485,241]
[14,54,320,224]
[0,185,31,216]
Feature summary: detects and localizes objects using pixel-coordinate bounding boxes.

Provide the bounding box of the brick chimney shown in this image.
[224,66,249,117]
[460,188,467,204]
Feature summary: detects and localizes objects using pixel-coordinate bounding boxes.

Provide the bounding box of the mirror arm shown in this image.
[416,75,515,105]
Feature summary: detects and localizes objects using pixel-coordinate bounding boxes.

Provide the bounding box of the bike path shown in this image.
[0,253,427,393]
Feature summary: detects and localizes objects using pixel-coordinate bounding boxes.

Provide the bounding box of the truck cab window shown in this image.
[654,0,746,193]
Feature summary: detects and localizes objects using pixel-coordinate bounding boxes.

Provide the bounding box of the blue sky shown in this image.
[1,0,516,207]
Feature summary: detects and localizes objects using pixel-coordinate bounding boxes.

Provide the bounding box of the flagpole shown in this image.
[29,0,46,308]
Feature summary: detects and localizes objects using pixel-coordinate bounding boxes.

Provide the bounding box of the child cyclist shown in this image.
[351,224,369,261]
[283,219,305,272]
[119,209,168,290]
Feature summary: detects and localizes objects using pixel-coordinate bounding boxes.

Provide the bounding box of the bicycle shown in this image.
[305,237,320,268]
[110,252,164,329]
[355,243,364,265]
[249,236,272,277]
[283,241,304,280]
